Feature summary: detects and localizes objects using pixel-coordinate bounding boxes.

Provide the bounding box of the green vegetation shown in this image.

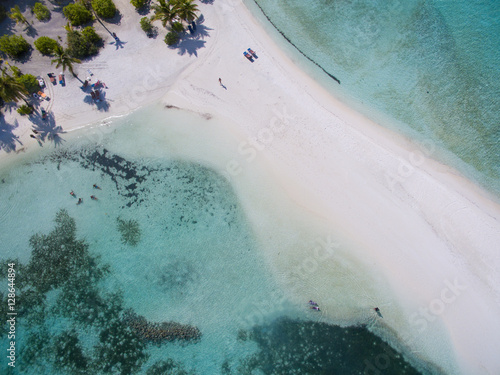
[91,0,117,19]
[9,5,29,26]
[152,0,176,27]
[165,31,179,46]
[0,34,30,59]
[116,217,141,246]
[81,26,102,43]
[63,2,93,26]
[152,0,198,26]
[33,2,51,22]
[131,0,149,10]
[0,69,28,103]
[152,0,199,45]
[173,0,198,23]
[51,44,82,76]
[171,21,184,33]
[140,17,153,34]
[7,65,22,78]
[16,73,39,94]
[66,27,101,59]
[17,104,33,115]
[34,36,59,55]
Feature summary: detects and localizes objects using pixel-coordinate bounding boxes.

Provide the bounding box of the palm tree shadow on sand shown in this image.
[175,15,212,56]
[31,110,66,147]
[83,90,110,112]
[0,115,22,153]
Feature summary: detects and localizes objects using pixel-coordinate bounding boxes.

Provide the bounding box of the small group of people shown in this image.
[309,300,320,311]
[71,184,101,205]
[307,300,382,316]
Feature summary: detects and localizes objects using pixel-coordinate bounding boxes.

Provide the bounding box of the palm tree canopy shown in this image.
[173,0,199,23]
[0,69,28,103]
[152,0,176,27]
[51,45,81,76]
[9,5,29,26]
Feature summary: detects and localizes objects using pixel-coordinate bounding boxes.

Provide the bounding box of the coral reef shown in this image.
[124,310,202,344]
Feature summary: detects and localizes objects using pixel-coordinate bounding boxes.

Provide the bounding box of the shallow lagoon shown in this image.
[0,107,434,374]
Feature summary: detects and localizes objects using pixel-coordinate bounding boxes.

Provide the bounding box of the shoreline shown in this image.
[1,0,499,374]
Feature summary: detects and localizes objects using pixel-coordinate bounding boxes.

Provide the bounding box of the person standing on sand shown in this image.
[219,78,222,86]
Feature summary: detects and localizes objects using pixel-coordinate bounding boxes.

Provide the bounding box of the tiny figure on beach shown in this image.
[32,129,39,134]
[219,78,222,85]
[30,134,36,139]
[90,195,98,200]
[77,198,83,205]
[374,307,383,318]
[191,20,197,31]
[93,184,101,189]
[308,300,318,306]
[310,306,320,311]
[112,32,118,41]
[70,191,76,197]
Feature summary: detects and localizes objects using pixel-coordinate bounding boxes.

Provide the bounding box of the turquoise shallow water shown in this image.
[0,110,437,374]
[251,0,500,196]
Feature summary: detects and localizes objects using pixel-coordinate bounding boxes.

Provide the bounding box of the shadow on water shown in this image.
[0,114,21,153]
[31,110,65,147]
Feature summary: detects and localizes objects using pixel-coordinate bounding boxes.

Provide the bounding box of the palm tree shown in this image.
[0,68,28,104]
[152,0,176,27]
[173,0,199,23]
[9,5,29,26]
[51,45,81,77]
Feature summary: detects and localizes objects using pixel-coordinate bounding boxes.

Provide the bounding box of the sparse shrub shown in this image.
[165,31,179,46]
[171,21,184,33]
[33,3,51,21]
[140,17,153,34]
[0,34,30,59]
[17,104,33,115]
[34,36,59,55]
[91,0,117,19]
[9,65,22,78]
[131,0,148,10]
[63,3,93,26]
[16,74,39,94]
[66,29,100,59]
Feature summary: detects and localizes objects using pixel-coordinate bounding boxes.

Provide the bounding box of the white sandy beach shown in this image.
[1,0,500,374]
